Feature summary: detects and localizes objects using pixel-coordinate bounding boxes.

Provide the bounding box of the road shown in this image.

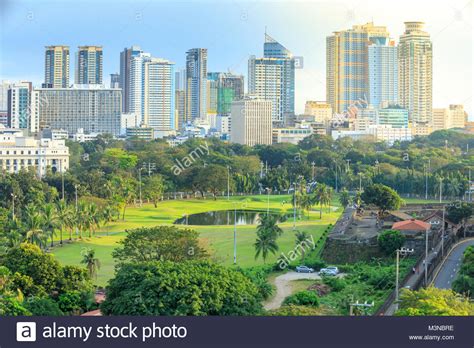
[433,239,474,289]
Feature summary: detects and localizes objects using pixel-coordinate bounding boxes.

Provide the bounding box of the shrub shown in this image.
[0,297,31,316]
[378,229,405,255]
[322,276,346,292]
[283,290,320,307]
[24,297,63,316]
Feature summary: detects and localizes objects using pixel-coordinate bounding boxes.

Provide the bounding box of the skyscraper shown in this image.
[7,82,34,131]
[398,22,433,125]
[186,48,208,121]
[120,46,143,113]
[326,22,390,114]
[143,58,175,135]
[231,96,272,146]
[368,39,398,107]
[75,46,103,84]
[129,51,151,123]
[248,34,295,124]
[174,68,186,129]
[44,45,70,88]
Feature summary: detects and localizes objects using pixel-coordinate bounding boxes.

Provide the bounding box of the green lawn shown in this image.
[52,195,342,286]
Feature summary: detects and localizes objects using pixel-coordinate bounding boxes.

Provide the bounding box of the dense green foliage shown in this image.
[101,261,263,315]
[24,297,63,316]
[361,184,404,214]
[377,230,406,255]
[283,290,320,307]
[112,226,208,263]
[396,287,473,316]
[452,246,474,298]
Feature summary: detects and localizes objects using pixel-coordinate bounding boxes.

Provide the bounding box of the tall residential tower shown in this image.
[75,46,103,84]
[44,45,70,88]
[185,48,208,121]
[398,22,433,125]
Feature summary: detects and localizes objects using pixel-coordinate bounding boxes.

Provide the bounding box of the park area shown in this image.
[52,194,343,286]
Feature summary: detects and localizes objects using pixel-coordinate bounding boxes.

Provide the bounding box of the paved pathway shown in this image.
[433,239,474,289]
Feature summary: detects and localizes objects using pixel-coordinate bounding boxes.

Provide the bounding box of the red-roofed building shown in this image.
[392,219,430,236]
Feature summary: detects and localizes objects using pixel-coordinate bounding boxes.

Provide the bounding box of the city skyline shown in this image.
[0,0,472,118]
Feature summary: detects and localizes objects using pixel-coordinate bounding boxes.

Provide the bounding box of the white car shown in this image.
[319,266,339,276]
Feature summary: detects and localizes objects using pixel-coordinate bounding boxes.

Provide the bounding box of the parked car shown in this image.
[319,266,339,276]
[296,265,314,273]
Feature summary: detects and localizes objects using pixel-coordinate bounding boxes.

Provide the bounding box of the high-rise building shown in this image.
[143,58,175,136]
[326,22,390,114]
[186,48,208,121]
[175,90,186,129]
[120,46,143,113]
[7,82,34,131]
[368,40,398,107]
[447,105,467,129]
[0,81,10,126]
[34,85,122,136]
[128,51,151,123]
[231,95,272,146]
[206,77,218,115]
[44,45,70,88]
[249,34,295,124]
[110,73,120,88]
[398,22,433,125]
[75,46,103,84]
[208,72,244,117]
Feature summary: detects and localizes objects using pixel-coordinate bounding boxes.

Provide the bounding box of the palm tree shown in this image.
[56,200,71,245]
[295,230,310,261]
[42,203,58,248]
[339,188,351,208]
[5,217,23,248]
[87,203,100,238]
[313,184,332,218]
[257,214,283,239]
[23,205,45,249]
[300,194,314,219]
[80,247,101,279]
[254,231,278,264]
[102,205,114,236]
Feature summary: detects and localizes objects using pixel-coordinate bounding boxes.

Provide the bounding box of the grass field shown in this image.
[52,195,342,286]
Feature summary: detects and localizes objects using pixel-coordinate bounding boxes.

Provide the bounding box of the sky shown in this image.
[0,0,472,118]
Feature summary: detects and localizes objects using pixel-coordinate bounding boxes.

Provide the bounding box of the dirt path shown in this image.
[264,271,322,310]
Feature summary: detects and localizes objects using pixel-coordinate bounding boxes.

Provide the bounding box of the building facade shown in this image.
[368,40,398,107]
[186,48,208,121]
[398,22,433,125]
[119,46,143,113]
[248,34,295,124]
[7,82,35,132]
[326,22,390,114]
[304,101,332,123]
[44,45,70,88]
[0,126,69,177]
[34,85,122,136]
[377,106,409,128]
[231,96,272,146]
[75,46,103,84]
[143,58,175,135]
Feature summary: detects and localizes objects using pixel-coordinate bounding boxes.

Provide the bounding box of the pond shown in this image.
[174,210,285,226]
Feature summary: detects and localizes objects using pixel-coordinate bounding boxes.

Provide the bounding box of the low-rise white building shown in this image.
[0,125,69,176]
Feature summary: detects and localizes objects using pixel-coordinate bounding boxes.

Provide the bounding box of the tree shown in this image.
[295,231,310,261]
[256,214,283,239]
[254,232,279,264]
[313,183,333,218]
[41,203,58,248]
[195,164,228,199]
[100,261,263,315]
[81,248,101,280]
[361,184,404,216]
[446,202,474,226]
[56,200,71,245]
[112,226,207,263]
[22,204,46,249]
[3,243,61,294]
[452,246,474,298]
[24,297,63,316]
[396,287,473,316]
[339,188,351,208]
[378,229,405,255]
[142,175,164,207]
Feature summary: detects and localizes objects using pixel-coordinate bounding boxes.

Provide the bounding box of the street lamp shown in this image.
[311,161,315,182]
[395,247,414,311]
[74,184,79,239]
[227,166,230,200]
[265,187,271,214]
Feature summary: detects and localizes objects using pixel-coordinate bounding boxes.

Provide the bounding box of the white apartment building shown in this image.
[0,126,69,177]
[432,105,467,131]
[231,96,272,146]
[304,101,332,123]
[34,84,122,136]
